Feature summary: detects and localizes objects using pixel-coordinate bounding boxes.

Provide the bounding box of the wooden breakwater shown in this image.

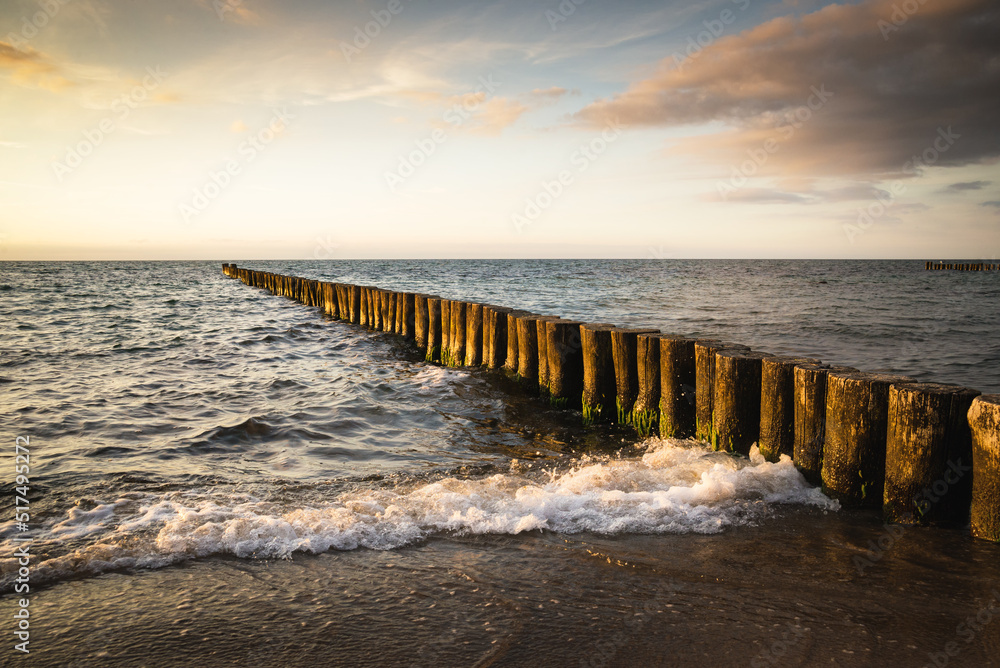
[221,263,1000,543]
[926,262,997,271]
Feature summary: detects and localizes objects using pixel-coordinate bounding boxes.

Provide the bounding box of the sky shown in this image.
[1,0,998,259]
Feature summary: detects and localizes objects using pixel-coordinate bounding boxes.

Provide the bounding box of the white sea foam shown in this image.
[1,439,837,585]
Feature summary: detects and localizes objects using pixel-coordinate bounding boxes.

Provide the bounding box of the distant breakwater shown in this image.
[222,263,1000,543]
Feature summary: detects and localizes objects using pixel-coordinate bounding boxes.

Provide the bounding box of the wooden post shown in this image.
[401,292,415,339]
[969,395,1000,542]
[515,314,545,391]
[349,285,361,324]
[634,333,662,437]
[504,310,531,377]
[545,319,584,410]
[695,341,749,444]
[465,303,484,366]
[322,282,337,318]
[534,316,562,397]
[713,350,772,455]
[386,290,397,333]
[483,306,512,370]
[822,371,911,508]
[381,290,392,332]
[440,300,452,365]
[658,335,698,439]
[448,301,467,367]
[759,356,821,462]
[884,382,980,526]
[611,328,660,427]
[793,364,856,484]
[581,323,618,425]
[426,297,442,362]
[414,294,429,349]
[359,287,370,328]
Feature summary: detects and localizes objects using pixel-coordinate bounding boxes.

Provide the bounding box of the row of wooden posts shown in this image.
[925,262,997,271]
[222,263,1000,543]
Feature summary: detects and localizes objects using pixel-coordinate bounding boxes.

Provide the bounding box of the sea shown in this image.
[1,259,999,667]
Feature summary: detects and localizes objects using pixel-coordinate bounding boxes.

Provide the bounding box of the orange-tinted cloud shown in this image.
[0,41,73,91]
[576,0,1000,178]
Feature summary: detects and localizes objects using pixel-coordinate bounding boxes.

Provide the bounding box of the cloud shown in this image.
[575,0,1000,179]
[708,183,897,204]
[943,180,992,192]
[231,119,249,133]
[525,86,572,102]
[465,97,528,135]
[0,41,74,91]
[981,201,1000,208]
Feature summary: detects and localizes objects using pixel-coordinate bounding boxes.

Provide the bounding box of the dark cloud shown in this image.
[943,180,992,192]
[981,201,1000,208]
[575,0,1000,179]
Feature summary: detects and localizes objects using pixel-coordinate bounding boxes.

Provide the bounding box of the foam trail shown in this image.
[1,439,837,585]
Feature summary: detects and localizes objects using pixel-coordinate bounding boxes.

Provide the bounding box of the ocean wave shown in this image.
[0,440,837,588]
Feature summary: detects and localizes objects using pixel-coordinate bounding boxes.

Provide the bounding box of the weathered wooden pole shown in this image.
[822,371,911,508]
[793,364,856,484]
[335,284,347,320]
[504,310,530,377]
[359,287,370,328]
[448,301,467,367]
[657,335,698,439]
[349,285,361,324]
[322,282,337,318]
[377,289,386,329]
[695,341,748,444]
[633,333,662,437]
[611,328,660,427]
[385,290,397,333]
[414,294,429,349]
[482,306,512,370]
[426,297,442,362]
[440,300,452,365]
[465,303,483,366]
[381,290,392,332]
[368,288,378,328]
[531,316,560,396]
[969,395,1000,542]
[581,323,618,425]
[713,350,772,455]
[483,304,514,369]
[884,382,980,525]
[515,314,544,391]
[759,356,821,462]
[545,319,584,409]
[401,292,415,339]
